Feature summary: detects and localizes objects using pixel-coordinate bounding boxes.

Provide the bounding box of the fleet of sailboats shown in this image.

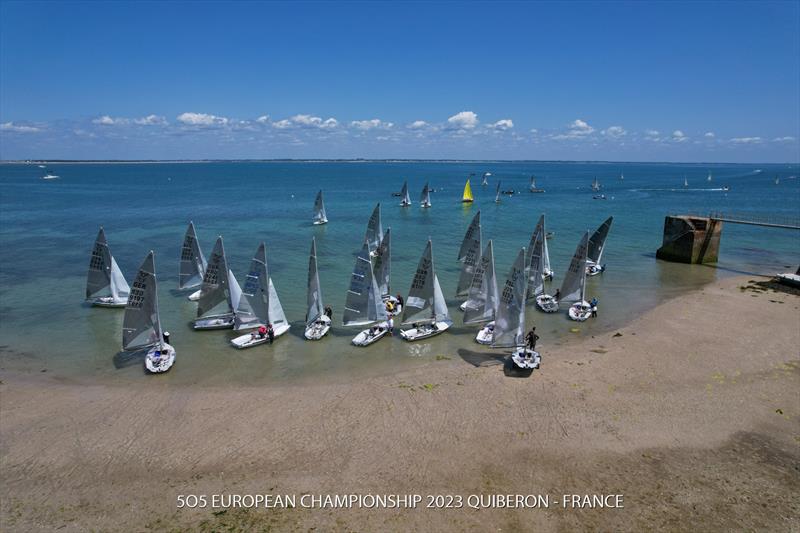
[86,227,130,307]
[180,221,207,301]
[193,237,242,330]
[399,239,452,341]
[304,237,331,340]
[313,190,328,225]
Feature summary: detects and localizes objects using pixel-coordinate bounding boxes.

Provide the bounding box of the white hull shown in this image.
[535,295,559,313]
[543,269,554,281]
[475,321,494,345]
[193,314,235,330]
[304,315,331,340]
[42,175,60,180]
[586,262,605,276]
[383,295,402,316]
[352,322,390,346]
[313,219,328,225]
[145,344,175,373]
[568,301,593,322]
[400,320,450,341]
[400,201,411,207]
[187,289,202,301]
[421,202,431,208]
[89,296,128,308]
[230,323,290,349]
[511,348,541,370]
[459,301,468,312]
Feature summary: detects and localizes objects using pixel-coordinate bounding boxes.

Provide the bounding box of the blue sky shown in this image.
[1,1,798,162]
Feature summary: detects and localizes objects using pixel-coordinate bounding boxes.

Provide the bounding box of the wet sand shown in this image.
[1,275,798,531]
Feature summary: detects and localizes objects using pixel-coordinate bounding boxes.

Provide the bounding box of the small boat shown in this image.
[123,251,175,373]
[399,239,452,341]
[179,221,207,301]
[481,172,491,186]
[456,211,482,299]
[591,177,601,192]
[344,240,390,346]
[462,240,498,324]
[502,189,515,196]
[230,243,290,348]
[563,232,592,322]
[38,164,46,168]
[683,176,689,188]
[775,176,780,185]
[526,214,554,281]
[586,216,613,276]
[86,227,130,307]
[365,203,383,256]
[399,181,411,206]
[42,170,60,180]
[193,236,242,330]
[420,182,432,208]
[707,171,712,182]
[494,181,501,203]
[461,178,474,203]
[619,172,624,181]
[529,175,545,193]
[722,186,730,191]
[529,227,558,313]
[313,190,328,225]
[593,194,606,200]
[304,237,331,340]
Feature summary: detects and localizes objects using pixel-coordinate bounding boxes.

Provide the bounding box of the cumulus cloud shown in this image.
[488,119,514,130]
[350,119,394,130]
[645,129,660,137]
[256,115,270,123]
[447,111,479,129]
[730,136,762,144]
[672,130,688,142]
[0,121,41,132]
[551,118,596,140]
[273,114,338,130]
[772,136,795,142]
[177,112,229,126]
[602,126,626,138]
[704,131,715,138]
[93,115,125,125]
[407,120,429,129]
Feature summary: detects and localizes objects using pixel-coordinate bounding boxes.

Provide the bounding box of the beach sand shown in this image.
[1,275,798,531]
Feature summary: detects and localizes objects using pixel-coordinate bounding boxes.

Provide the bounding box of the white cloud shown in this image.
[672,130,688,142]
[730,136,762,144]
[570,119,594,135]
[274,114,339,130]
[134,114,167,126]
[256,115,270,123]
[407,120,429,129]
[93,115,126,125]
[0,121,41,132]
[488,119,514,130]
[772,136,795,142]
[177,112,229,126]
[704,131,715,138]
[273,119,292,129]
[530,128,538,134]
[645,129,660,137]
[602,126,626,138]
[447,111,479,129]
[350,118,394,130]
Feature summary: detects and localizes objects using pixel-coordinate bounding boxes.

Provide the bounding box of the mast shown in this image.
[306,237,325,327]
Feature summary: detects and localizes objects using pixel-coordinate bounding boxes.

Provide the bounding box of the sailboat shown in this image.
[526,214,553,281]
[707,171,712,182]
[461,178,474,203]
[529,175,545,193]
[399,239,452,341]
[365,203,383,256]
[313,190,328,225]
[775,176,780,185]
[456,211,482,302]
[466,241,500,344]
[481,172,491,186]
[373,228,399,314]
[619,172,624,181]
[86,227,130,307]
[561,232,592,321]
[586,216,613,276]
[304,237,331,340]
[345,240,391,346]
[193,236,243,330]
[683,176,689,188]
[591,177,601,191]
[495,181,501,203]
[42,169,60,180]
[179,221,207,301]
[230,243,290,348]
[399,181,411,206]
[123,251,175,373]
[527,228,553,314]
[492,248,541,372]
[420,182,432,208]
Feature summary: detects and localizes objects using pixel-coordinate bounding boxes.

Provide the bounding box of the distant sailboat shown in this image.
[42,169,60,180]
[122,251,175,373]
[86,227,130,307]
[230,242,290,348]
[591,177,601,191]
[683,176,689,188]
[461,178,474,203]
[586,216,613,276]
[345,240,390,346]
[180,221,207,301]
[399,181,411,206]
[562,232,593,322]
[420,182,432,208]
[313,190,328,225]
[456,211,482,299]
[193,236,242,330]
[304,237,331,340]
[529,175,545,193]
[365,203,383,256]
[495,181,501,203]
[399,239,452,341]
[526,214,553,281]
[481,172,491,186]
[619,172,624,181]
[707,171,712,182]
[463,240,499,337]
[775,176,780,185]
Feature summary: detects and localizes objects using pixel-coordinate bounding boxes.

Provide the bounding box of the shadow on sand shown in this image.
[113,349,146,371]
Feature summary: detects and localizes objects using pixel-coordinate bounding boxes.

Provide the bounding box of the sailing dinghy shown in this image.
[463,241,499,344]
[420,182,432,208]
[313,190,328,225]
[86,227,130,307]
[527,214,553,280]
[494,181,501,203]
[345,240,390,346]
[179,221,207,301]
[456,211,482,304]
[399,239,452,341]
[304,237,331,340]
[230,243,290,348]
[122,251,175,373]
[365,203,383,257]
[399,181,411,206]
[529,227,558,312]
[373,228,400,315]
[586,216,613,276]
[193,236,243,330]
[481,172,491,186]
[561,232,593,321]
[461,178,474,203]
[529,175,545,193]
[591,177,601,191]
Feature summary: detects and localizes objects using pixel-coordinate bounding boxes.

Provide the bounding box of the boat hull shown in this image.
[230,324,290,349]
[304,315,331,340]
[568,301,592,322]
[400,321,451,341]
[352,322,390,346]
[586,262,605,276]
[187,289,202,301]
[313,219,328,225]
[193,315,235,330]
[475,321,494,344]
[89,296,128,308]
[511,348,541,370]
[145,344,176,373]
[535,295,559,313]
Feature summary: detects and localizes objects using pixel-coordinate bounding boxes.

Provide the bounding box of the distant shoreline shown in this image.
[2,159,797,165]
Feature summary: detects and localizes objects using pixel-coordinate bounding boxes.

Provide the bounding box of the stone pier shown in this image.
[656,215,722,264]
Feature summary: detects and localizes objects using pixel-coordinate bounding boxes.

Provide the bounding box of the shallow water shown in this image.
[1,161,798,384]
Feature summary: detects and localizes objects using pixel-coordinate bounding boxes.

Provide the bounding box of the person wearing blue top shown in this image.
[590,297,598,317]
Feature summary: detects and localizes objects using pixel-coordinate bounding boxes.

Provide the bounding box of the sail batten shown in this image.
[179,221,207,289]
[123,251,161,351]
[456,211,482,296]
[492,248,528,348]
[463,240,498,324]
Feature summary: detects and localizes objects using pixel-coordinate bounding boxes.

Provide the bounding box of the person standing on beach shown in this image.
[267,324,275,344]
[526,328,539,351]
[554,289,561,301]
[324,305,333,319]
[387,316,394,335]
[590,297,598,317]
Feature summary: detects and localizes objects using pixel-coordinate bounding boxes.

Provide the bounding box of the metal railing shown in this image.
[675,212,800,230]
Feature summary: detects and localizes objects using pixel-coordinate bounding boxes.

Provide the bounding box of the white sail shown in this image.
[463,240,498,324]
[313,190,328,224]
[197,236,235,318]
[402,239,436,325]
[526,230,545,299]
[559,232,589,303]
[365,203,383,254]
[343,240,388,326]
[592,177,601,191]
[433,274,450,322]
[707,172,712,182]
[495,181,501,202]
[400,181,411,206]
[267,278,288,328]
[527,214,551,276]
[109,256,131,301]
[86,227,129,301]
[587,216,614,264]
[481,172,490,186]
[373,228,391,296]
[122,251,162,351]
[420,182,431,207]
[492,248,528,348]
[529,176,536,191]
[306,237,325,326]
[179,221,207,289]
[233,243,269,331]
[456,211,482,296]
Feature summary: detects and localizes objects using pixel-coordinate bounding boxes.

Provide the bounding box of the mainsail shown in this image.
[530,176,536,191]
[373,228,391,296]
[402,239,436,325]
[197,237,237,318]
[343,240,388,326]
[462,179,474,203]
[123,251,162,351]
[86,227,130,301]
[481,172,490,186]
[587,216,614,265]
[233,243,270,331]
[267,278,288,329]
[179,221,207,289]
[463,240,498,325]
[492,248,528,348]
[592,177,601,191]
[313,190,328,223]
[365,203,383,254]
[495,181,501,203]
[456,211,482,296]
[306,237,325,326]
[400,181,411,206]
[526,214,551,276]
[526,230,545,299]
[420,182,431,207]
[559,232,589,303]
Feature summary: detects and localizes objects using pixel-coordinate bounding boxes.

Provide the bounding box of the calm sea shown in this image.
[1,161,798,384]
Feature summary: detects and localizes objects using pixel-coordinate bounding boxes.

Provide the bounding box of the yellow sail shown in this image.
[462,179,474,203]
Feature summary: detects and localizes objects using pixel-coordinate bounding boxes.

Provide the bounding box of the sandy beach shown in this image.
[1,274,798,531]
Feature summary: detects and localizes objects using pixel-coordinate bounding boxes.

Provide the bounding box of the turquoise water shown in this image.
[1,161,798,384]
